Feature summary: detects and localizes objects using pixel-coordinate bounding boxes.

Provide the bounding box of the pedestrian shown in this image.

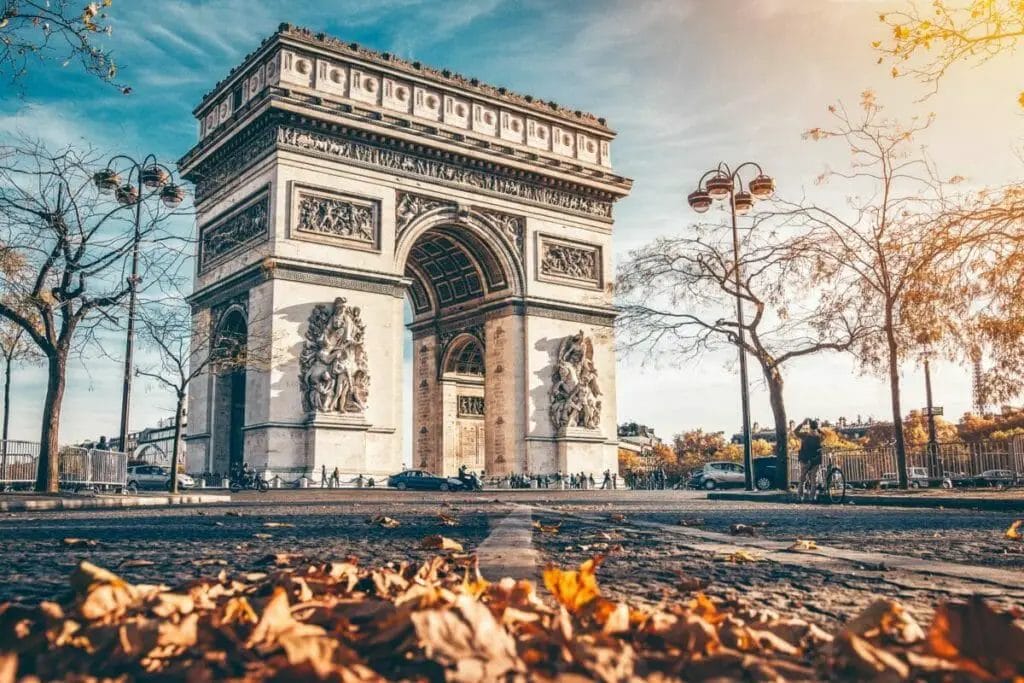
[367,477,375,488]
[588,473,595,488]
[356,473,364,488]
[601,469,611,490]
[795,418,824,502]
[321,464,327,488]
[331,466,340,489]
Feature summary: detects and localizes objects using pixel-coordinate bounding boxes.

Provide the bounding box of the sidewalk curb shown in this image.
[0,493,231,512]
[707,491,1024,512]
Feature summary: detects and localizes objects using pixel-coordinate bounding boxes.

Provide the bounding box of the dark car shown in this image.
[965,469,1015,487]
[752,457,777,490]
[387,469,462,491]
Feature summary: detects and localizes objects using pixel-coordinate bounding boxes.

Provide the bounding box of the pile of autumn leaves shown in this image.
[0,551,1022,682]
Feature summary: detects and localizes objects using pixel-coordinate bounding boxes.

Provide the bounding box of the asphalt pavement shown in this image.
[1,489,1020,628]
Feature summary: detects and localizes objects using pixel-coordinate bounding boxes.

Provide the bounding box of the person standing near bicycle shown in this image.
[795,418,823,502]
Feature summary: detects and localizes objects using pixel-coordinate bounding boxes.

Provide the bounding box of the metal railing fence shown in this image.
[1,440,128,489]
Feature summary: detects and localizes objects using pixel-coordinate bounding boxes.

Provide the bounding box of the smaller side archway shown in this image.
[209,307,247,478]
[436,334,486,476]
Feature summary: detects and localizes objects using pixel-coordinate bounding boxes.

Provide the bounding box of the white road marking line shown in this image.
[477,504,539,580]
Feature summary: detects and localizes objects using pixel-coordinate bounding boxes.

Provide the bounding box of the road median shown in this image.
[707,489,1024,512]
[0,492,231,512]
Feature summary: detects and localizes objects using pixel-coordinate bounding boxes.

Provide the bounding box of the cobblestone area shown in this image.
[1,489,1020,629]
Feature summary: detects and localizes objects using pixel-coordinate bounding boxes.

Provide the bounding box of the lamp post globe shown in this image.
[749,174,775,199]
[93,169,121,194]
[141,166,169,189]
[733,191,754,215]
[160,184,186,209]
[706,174,733,200]
[688,189,713,213]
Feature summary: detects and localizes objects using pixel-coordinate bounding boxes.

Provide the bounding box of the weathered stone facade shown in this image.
[181,25,631,480]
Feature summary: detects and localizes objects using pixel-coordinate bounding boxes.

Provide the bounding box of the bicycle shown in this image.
[798,455,846,504]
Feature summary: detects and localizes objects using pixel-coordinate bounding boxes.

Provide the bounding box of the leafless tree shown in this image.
[0,140,184,491]
[617,225,865,489]
[0,319,42,444]
[771,93,1018,487]
[135,295,272,493]
[0,0,128,92]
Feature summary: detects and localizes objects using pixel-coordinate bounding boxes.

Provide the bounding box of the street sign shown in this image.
[924,406,944,416]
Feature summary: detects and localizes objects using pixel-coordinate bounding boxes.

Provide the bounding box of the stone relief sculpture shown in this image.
[296,193,376,243]
[395,192,452,238]
[299,297,370,415]
[541,242,599,282]
[549,330,602,431]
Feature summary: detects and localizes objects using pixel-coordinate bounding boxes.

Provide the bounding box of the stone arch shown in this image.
[210,306,248,477]
[395,207,525,318]
[441,333,485,377]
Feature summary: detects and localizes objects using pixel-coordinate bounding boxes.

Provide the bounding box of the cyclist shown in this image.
[795,418,823,502]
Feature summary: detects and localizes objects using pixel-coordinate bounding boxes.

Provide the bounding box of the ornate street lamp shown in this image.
[687,162,775,491]
[95,155,185,463]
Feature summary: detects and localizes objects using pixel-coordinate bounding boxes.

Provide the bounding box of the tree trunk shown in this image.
[766,367,789,490]
[885,319,909,490]
[35,351,66,493]
[170,392,185,495]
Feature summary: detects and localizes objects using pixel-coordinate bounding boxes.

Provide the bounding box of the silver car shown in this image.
[696,461,746,490]
[126,464,194,492]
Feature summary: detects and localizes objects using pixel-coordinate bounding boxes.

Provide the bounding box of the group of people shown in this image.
[318,465,376,489]
[502,470,617,489]
[623,467,670,490]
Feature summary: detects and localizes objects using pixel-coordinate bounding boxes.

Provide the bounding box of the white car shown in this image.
[694,461,746,490]
[126,464,194,492]
[880,467,929,489]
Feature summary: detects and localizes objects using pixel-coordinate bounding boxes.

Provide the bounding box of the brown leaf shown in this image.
[419,535,464,552]
[927,596,1024,678]
[62,538,97,548]
[1006,520,1022,540]
[676,571,710,592]
[608,513,626,523]
[787,539,820,551]
[438,513,459,527]
[729,523,756,536]
[717,550,762,563]
[118,559,155,568]
[263,522,295,528]
[70,561,138,621]
[832,631,910,681]
[532,520,561,534]
[844,599,925,645]
[191,558,228,567]
[410,594,522,681]
[543,557,603,613]
[371,516,400,528]
[246,586,325,649]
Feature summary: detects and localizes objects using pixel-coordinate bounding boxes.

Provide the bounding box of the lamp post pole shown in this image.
[923,354,939,477]
[687,162,775,492]
[728,193,755,491]
[94,155,185,457]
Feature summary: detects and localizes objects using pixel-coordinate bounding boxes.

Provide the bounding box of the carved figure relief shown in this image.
[395,192,453,238]
[549,330,602,432]
[200,194,269,268]
[299,297,370,414]
[540,241,599,283]
[457,395,485,417]
[480,209,524,254]
[296,192,376,243]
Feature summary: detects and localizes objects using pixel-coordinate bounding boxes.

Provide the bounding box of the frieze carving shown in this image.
[296,192,377,244]
[200,194,269,269]
[540,240,600,284]
[549,330,602,432]
[299,297,370,414]
[396,192,453,239]
[438,323,485,353]
[276,125,614,219]
[480,209,524,253]
[457,395,485,417]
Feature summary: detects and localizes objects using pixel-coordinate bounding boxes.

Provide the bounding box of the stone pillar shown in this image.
[484,315,526,476]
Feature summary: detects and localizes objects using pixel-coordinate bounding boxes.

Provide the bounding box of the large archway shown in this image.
[400,216,520,476]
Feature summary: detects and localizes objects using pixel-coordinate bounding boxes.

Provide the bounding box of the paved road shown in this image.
[1,489,1021,628]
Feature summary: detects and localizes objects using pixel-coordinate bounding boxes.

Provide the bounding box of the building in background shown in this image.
[731,416,888,445]
[77,409,186,466]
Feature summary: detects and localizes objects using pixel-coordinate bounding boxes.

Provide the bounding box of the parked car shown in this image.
[387,469,463,491]
[965,469,1015,487]
[752,457,777,491]
[692,461,746,490]
[879,467,930,489]
[126,464,194,492]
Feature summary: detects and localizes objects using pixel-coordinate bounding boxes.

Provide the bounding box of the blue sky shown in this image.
[1,0,1020,447]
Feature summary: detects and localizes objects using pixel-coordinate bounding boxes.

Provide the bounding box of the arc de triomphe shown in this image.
[180,24,632,481]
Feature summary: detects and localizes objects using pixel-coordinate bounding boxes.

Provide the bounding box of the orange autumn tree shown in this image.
[877,0,1024,106]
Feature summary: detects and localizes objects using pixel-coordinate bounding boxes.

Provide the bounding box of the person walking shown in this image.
[331,466,340,489]
[601,469,611,490]
[321,464,328,488]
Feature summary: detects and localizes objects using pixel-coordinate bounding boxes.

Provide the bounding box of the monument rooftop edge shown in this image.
[181,23,631,190]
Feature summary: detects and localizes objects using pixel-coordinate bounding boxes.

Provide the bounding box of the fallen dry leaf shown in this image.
[419,535,464,552]
[608,513,626,523]
[438,513,459,527]
[191,558,228,567]
[730,523,757,536]
[676,571,711,592]
[62,538,97,549]
[119,559,156,568]
[252,533,273,540]
[370,516,401,529]
[787,539,820,551]
[543,557,603,613]
[263,522,295,528]
[1006,520,1022,541]
[717,550,763,564]
[532,520,561,534]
